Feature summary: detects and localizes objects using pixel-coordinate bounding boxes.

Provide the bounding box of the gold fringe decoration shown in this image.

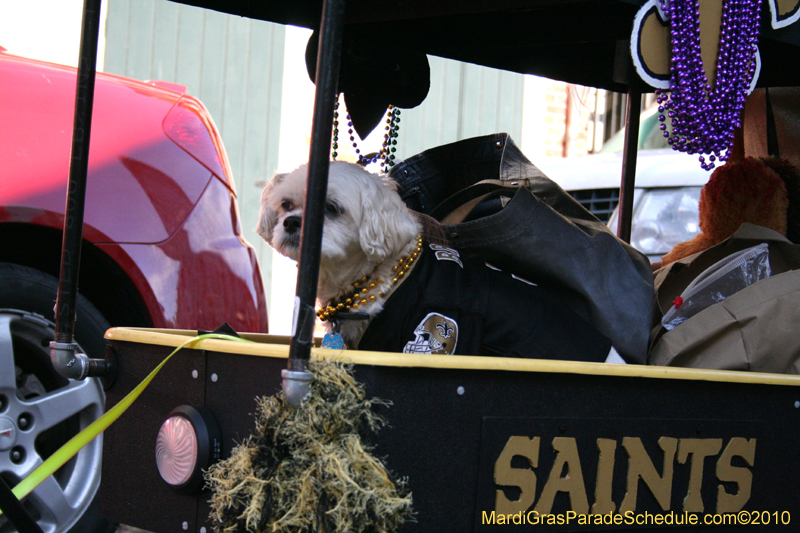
[206,361,414,532]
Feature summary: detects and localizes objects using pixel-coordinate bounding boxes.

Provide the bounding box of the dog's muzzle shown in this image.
[283,215,302,234]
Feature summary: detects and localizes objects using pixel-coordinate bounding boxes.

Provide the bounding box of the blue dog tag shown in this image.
[321,332,347,350]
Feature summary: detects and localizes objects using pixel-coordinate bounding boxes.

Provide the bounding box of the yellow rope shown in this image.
[0,333,249,517]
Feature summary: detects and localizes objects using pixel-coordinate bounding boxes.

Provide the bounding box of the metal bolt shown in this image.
[795,401,799,408]
[192,370,199,379]
[211,373,218,383]
[10,446,25,464]
[457,386,465,396]
[182,522,189,531]
[200,528,207,533]
[17,414,32,431]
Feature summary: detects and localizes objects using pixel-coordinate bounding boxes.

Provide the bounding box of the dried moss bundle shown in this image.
[206,361,413,532]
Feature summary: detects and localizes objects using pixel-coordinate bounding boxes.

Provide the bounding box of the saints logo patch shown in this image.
[403,312,459,355]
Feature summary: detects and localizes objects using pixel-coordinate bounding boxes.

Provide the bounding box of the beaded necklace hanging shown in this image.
[655,0,762,170]
[331,97,401,171]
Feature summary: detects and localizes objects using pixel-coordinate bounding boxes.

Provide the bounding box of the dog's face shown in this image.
[256,161,419,270]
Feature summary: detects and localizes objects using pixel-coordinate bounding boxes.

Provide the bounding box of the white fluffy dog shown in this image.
[256,161,422,347]
[257,161,612,361]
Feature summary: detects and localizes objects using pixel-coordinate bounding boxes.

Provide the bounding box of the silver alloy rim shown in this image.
[0,309,105,533]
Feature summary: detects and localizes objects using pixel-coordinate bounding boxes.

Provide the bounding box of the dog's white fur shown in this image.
[257,161,421,345]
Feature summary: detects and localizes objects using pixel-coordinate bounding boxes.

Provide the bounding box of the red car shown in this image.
[0,48,268,532]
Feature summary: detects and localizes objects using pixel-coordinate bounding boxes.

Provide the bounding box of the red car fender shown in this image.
[95,177,268,332]
[0,51,268,332]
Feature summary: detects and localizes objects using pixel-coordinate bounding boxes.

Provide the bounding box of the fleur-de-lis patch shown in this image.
[436,321,454,338]
[403,312,459,355]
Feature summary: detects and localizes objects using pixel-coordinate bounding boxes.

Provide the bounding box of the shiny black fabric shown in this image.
[358,243,612,362]
[389,133,655,363]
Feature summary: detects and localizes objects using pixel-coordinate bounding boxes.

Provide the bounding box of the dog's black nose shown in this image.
[284,215,302,233]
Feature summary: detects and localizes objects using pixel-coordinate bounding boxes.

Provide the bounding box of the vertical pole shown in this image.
[617,77,642,244]
[50,0,109,381]
[282,0,346,408]
[0,477,43,533]
[54,0,102,346]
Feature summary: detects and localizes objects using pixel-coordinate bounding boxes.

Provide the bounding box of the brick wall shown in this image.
[539,81,602,158]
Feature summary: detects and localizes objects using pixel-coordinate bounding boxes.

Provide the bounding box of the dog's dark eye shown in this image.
[325,201,343,217]
[280,200,294,211]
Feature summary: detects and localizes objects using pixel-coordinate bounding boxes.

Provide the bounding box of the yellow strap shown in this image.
[0,333,250,516]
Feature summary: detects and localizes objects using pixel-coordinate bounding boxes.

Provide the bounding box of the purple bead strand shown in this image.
[656,0,762,170]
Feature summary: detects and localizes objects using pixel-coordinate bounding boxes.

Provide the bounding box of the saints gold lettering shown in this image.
[715,438,756,513]
[494,436,539,514]
[591,438,617,514]
[493,436,755,515]
[619,436,677,513]
[534,437,589,514]
[677,438,723,512]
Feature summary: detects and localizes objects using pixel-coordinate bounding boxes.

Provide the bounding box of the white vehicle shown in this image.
[537,106,711,261]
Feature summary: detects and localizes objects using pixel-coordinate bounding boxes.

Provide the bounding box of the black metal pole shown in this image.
[617,79,642,244]
[283,0,346,403]
[0,477,43,533]
[49,0,110,380]
[54,0,101,345]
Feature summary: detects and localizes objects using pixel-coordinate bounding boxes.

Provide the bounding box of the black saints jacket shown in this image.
[358,242,611,362]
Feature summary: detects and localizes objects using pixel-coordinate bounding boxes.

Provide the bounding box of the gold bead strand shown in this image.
[316,235,422,322]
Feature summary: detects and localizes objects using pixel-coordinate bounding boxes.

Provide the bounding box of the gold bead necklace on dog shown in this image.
[316,235,423,323]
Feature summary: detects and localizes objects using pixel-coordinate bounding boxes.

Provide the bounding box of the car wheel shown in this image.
[0,263,115,533]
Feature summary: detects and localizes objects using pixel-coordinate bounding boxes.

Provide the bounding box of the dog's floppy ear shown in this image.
[255,172,286,242]
[358,175,419,262]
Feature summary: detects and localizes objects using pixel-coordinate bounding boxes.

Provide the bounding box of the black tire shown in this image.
[0,262,110,360]
[0,262,116,533]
